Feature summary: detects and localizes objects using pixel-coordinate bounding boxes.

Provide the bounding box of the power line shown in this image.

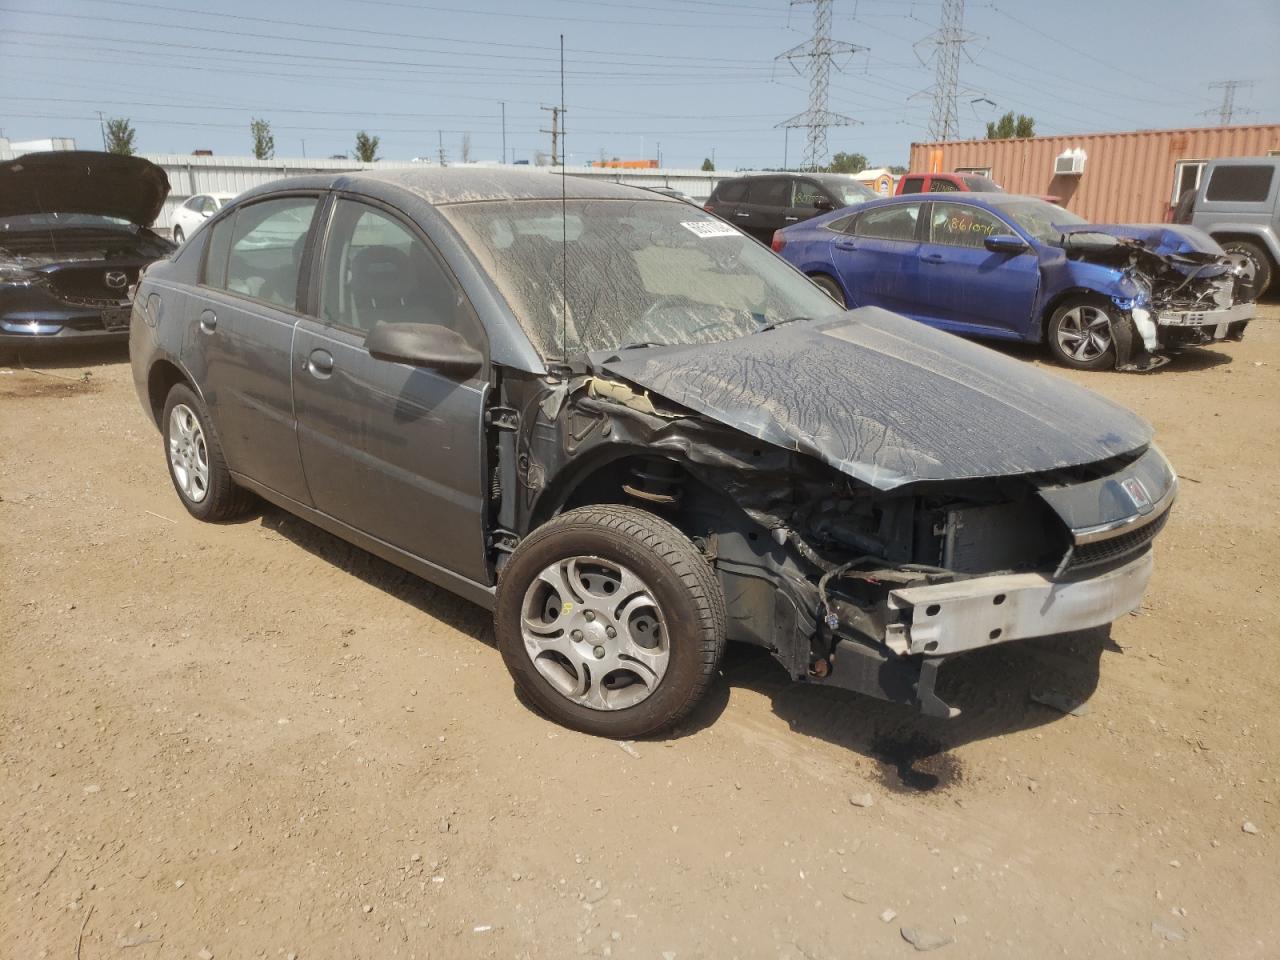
[775,0,866,170]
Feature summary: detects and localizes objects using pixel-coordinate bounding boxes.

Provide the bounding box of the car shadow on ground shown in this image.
[255,501,1112,776]
[695,627,1112,793]
[2,342,130,371]
[981,337,1235,373]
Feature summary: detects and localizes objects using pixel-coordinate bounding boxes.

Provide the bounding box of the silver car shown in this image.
[130,169,1176,738]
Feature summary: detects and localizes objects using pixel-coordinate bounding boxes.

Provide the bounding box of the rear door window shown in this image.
[1204,165,1274,202]
[747,178,792,208]
[854,203,921,241]
[201,214,235,288]
[223,197,319,309]
[794,180,827,209]
[899,177,924,194]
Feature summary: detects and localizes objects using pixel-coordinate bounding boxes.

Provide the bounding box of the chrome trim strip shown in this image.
[1072,478,1178,545]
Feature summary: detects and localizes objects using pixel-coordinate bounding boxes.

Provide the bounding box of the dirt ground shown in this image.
[2,309,1278,960]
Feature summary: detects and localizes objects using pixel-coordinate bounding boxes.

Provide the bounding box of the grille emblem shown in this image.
[104,270,128,290]
[1121,477,1151,510]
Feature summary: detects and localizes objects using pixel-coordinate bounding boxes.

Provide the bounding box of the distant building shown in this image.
[909,123,1280,222]
[0,136,77,159]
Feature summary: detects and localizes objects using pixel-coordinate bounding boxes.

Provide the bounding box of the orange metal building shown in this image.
[908,123,1280,223]
[587,159,659,169]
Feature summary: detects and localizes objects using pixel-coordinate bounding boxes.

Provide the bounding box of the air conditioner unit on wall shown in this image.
[1054,149,1086,176]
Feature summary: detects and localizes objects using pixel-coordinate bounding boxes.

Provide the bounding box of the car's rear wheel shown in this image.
[172,226,185,245]
[810,273,846,308]
[161,382,254,521]
[1047,299,1117,371]
[1218,239,1272,301]
[495,505,726,739]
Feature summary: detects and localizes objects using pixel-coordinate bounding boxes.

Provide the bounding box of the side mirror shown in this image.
[201,210,213,219]
[813,197,836,212]
[365,322,483,378]
[984,234,1029,254]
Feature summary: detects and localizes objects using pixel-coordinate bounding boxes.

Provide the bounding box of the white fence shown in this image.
[144,155,739,233]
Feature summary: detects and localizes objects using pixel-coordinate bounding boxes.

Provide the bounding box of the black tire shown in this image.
[161,382,254,521]
[495,505,727,739]
[172,226,185,245]
[810,273,846,308]
[1218,239,1272,301]
[1046,298,1118,371]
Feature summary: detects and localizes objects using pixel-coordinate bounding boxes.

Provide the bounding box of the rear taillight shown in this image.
[703,203,715,213]
[770,230,786,253]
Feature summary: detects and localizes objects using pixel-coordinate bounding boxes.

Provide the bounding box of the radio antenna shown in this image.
[559,32,568,362]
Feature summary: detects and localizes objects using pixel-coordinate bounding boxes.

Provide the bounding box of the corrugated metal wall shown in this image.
[908,124,1280,223]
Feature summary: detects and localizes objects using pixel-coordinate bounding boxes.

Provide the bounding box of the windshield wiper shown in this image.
[756,316,809,333]
[616,340,667,351]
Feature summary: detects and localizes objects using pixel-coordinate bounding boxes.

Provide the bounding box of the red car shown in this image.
[896,171,1060,204]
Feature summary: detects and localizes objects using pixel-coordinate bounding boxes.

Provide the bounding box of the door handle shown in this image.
[199,309,217,333]
[784,216,800,222]
[735,212,751,218]
[920,253,946,264]
[306,348,334,379]
[833,238,857,251]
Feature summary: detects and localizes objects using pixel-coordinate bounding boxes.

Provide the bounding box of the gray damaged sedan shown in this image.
[130,169,1175,738]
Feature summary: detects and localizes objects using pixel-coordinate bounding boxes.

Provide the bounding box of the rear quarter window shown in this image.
[1205,165,1275,203]
[899,177,924,194]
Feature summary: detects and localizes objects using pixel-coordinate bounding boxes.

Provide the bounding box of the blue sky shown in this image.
[1,0,1277,169]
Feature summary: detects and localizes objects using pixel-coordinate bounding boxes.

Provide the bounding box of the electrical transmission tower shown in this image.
[915,0,978,142]
[1202,80,1254,126]
[540,105,565,165]
[775,0,866,171]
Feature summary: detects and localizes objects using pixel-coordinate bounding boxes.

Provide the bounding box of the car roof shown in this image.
[238,167,680,206]
[855,192,1039,210]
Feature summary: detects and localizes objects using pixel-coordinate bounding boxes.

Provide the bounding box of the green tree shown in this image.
[104,117,136,156]
[825,151,868,174]
[985,112,1035,140]
[887,164,909,175]
[354,131,380,163]
[701,157,715,172]
[250,118,274,160]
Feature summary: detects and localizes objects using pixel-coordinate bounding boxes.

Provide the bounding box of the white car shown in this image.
[170,192,237,245]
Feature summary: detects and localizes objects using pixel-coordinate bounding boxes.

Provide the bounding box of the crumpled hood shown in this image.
[0,151,170,226]
[602,308,1152,491]
[1060,223,1225,258]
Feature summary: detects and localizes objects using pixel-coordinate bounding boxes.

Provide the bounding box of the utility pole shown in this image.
[96,110,106,150]
[300,138,306,158]
[775,0,866,171]
[915,0,977,142]
[656,141,662,167]
[540,104,564,165]
[1202,80,1254,126]
[437,130,447,167]
[500,101,507,163]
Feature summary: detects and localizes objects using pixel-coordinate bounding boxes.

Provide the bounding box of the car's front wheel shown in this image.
[161,383,254,521]
[495,505,726,739]
[1047,299,1117,371]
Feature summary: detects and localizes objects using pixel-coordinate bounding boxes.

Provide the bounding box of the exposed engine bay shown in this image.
[1060,228,1254,370]
[488,319,1176,719]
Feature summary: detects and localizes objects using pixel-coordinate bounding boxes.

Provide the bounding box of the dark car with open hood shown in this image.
[0,151,174,355]
[130,168,1176,738]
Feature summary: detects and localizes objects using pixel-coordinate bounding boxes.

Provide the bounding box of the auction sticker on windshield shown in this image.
[682,220,740,238]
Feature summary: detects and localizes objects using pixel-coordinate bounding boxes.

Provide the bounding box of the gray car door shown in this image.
[291,196,490,585]
[184,194,321,504]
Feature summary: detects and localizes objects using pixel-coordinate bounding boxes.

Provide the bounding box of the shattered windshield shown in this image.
[1000,198,1088,244]
[442,198,844,359]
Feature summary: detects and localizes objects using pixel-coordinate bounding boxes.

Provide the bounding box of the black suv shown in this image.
[704,173,876,244]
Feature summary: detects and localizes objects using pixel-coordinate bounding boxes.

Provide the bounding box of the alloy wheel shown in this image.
[1056,305,1112,362]
[519,556,669,711]
[168,403,210,503]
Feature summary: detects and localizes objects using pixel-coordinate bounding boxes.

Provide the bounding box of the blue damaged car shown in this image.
[773,193,1255,371]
